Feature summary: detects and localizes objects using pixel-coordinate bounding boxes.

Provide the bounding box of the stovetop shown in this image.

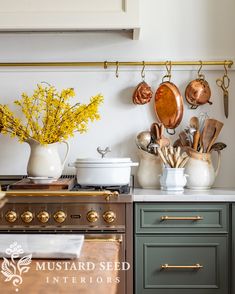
[0,175,132,195]
[71,184,131,194]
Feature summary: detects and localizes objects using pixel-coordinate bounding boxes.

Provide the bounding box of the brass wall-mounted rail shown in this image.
[0,60,233,68]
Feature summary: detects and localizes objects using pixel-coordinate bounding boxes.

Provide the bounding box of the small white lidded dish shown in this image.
[28,177,57,184]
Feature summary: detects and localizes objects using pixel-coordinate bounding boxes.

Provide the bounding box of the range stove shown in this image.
[0,175,132,228]
[0,175,133,294]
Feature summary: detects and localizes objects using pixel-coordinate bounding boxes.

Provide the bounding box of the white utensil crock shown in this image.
[26,138,70,179]
[185,150,221,190]
[160,168,187,191]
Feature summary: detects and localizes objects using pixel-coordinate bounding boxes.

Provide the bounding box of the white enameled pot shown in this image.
[69,157,138,186]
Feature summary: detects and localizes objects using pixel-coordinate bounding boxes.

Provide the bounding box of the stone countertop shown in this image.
[133,188,235,202]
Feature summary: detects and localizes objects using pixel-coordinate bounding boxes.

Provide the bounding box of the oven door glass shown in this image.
[0,233,126,294]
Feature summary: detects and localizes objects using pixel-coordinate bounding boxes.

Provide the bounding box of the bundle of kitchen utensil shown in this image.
[157,145,189,191]
[174,116,226,154]
[157,146,189,168]
[136,122,170,155]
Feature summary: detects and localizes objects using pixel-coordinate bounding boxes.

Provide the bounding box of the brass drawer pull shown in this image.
[161,263,203,270]
[161,216,203,221]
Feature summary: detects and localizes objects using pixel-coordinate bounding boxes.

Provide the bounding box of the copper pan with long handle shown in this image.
[154,81,184,134]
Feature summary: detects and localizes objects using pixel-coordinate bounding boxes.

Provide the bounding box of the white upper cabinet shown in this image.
[0,0,140,39]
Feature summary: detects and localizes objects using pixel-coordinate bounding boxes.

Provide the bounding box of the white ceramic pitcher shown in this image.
[26,138,70,178]
[136,149,162,189]
[185,149,221,190]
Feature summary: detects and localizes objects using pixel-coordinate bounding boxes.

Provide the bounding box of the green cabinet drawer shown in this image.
[135,235,228,294]
[135,203,228,234]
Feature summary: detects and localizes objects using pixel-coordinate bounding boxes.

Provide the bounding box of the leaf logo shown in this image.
[1,242,32,292]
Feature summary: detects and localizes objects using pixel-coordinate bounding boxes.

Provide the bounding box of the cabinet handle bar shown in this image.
[161,263,203,269]
[161,216,203,221]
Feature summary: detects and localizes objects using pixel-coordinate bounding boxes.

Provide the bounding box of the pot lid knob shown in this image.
[97,146,111,158]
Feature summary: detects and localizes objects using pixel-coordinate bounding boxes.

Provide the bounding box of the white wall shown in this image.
[0,0,234,187]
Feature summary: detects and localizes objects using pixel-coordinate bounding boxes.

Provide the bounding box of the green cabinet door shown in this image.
[232,205,235,294]
[135,203,229,234]
[135,235,228,294]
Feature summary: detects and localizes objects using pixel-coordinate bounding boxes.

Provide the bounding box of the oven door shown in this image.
[0,233,126,294]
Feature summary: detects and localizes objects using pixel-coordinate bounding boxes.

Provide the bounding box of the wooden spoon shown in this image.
[190,117,200,151]
[189,116,199,130]
[210,142,227,152]
[179,131,191,147]
[150,122,161,141]
[201,119,216,152]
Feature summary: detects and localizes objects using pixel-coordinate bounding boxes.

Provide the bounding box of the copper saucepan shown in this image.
[185,63,212,109]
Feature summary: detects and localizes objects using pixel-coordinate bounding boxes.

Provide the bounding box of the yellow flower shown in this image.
[0,83,103,144]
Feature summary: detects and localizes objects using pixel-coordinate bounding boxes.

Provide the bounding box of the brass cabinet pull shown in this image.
[161,216,203,221]
[161,263,203,269]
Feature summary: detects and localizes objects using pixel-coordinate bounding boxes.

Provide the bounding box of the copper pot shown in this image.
[154,81,184,133]
[185,78,212,109]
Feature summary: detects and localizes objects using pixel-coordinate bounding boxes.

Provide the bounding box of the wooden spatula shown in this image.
[206,120,224,152]
[201,119,217,153]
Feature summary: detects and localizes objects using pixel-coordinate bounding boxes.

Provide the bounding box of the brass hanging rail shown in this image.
[0,60,233,68]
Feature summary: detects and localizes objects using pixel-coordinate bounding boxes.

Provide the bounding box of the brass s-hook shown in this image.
[197,60,205,80]
[224,60,228,77]
[141,61,146,81]
[115,61,119,78]
[104,61,108,69]
[162,61,172,82]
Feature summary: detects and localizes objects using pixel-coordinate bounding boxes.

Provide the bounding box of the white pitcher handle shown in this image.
[214,150,221,177]
[61,141,70,168]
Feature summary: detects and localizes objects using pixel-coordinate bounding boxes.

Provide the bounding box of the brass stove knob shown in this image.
[21,211,33,223]
[37,211,50,223]
[53,211,67,223]
[103,211,116,223]
[87,210,99,223]
[5,211,17,223]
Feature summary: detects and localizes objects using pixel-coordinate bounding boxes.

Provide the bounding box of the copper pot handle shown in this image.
[167,128,176,135]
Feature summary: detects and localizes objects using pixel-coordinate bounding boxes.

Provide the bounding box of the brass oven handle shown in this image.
[6,190,119,201]
[161,216,203,221]
[85,236,123,243]
[161,263,203,269]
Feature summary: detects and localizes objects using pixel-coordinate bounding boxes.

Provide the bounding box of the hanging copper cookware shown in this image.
[154,62,184,134]
[185,61,212,109]
[132,62,153,105]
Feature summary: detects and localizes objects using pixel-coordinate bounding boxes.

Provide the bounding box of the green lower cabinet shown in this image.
[135,235,228,294]
[232,205,235,294]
